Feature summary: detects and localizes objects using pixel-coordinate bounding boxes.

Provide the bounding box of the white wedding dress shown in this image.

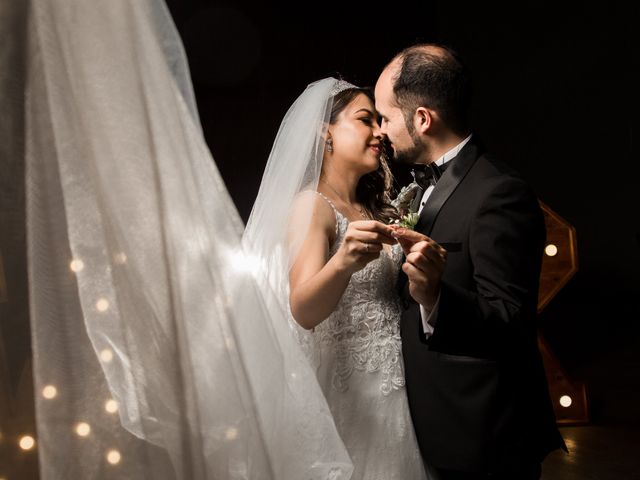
[309,194,429,480]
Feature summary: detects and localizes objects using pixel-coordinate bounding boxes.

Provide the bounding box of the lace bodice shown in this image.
[313,193,405,396]
[288,194,429,480]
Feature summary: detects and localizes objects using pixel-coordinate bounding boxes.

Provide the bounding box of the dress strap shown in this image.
[314,191,342,236]
[315,191,338,215]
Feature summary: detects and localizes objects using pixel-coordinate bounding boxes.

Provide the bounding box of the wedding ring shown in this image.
[365,243,370,252]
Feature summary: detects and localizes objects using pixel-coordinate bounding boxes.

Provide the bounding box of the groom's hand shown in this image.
[392,228,447,309]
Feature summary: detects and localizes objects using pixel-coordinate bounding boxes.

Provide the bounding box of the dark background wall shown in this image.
[0,2,637,478]
[165,1,640,425]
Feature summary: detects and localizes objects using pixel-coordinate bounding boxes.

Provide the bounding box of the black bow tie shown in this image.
[411,161,450,190]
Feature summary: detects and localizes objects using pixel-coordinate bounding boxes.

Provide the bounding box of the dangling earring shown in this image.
[326,138,333,153]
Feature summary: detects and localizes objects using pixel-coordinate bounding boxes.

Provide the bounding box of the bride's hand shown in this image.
[334,220,397,275]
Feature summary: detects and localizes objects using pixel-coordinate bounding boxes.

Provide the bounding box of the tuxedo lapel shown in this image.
[415,141,480,235]
[410,186,424,214]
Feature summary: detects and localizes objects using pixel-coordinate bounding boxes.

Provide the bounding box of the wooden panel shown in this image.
[538,202,578,312]
[538,201,589,425]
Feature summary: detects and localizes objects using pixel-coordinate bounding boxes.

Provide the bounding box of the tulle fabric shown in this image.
[20,0,352,478]
[242,77,356,364]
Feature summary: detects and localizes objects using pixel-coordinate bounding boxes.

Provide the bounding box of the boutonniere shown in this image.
[390,182,421,230]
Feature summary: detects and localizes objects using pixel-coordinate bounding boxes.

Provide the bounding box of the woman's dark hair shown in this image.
[329,87,400,224]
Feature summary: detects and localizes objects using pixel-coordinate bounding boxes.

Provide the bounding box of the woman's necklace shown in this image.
[320,178,368,220]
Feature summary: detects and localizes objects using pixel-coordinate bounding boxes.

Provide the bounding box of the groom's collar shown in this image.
[413,135,480,235]
[432,134,472,168]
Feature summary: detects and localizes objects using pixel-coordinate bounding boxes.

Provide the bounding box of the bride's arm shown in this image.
[288,196,352,330]
[288,195,396,330]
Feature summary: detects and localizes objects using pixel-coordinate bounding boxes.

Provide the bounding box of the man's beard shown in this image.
[392,132,425,166]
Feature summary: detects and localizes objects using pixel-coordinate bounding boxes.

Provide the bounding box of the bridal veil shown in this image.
[9,0,353,478]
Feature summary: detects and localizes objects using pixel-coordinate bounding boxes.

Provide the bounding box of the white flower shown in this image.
[390,182,420,214]
[397,212,420,230]
[390,182,421,230]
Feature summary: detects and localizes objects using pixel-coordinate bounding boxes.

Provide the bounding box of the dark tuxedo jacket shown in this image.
[399,138,566,474]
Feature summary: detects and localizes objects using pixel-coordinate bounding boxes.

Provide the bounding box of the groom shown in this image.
[376,44,566,479]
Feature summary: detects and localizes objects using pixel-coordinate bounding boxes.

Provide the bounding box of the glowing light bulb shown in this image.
[559,395,572,408]
[19,436,35,450]
[70,259,84,272]
[114,252,127,265]
[96,298,110,312]
[545,244,558,257]
[75,422,91,437]
[106,449,121,465]
[105,399,118,414]
[100,349,114,363]
[42,385,57,399]
[225,427,238,441]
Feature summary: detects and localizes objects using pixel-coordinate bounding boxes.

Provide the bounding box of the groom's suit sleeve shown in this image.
[433,175,545,347]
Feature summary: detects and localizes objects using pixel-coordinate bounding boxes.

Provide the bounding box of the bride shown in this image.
[244,80,430,479]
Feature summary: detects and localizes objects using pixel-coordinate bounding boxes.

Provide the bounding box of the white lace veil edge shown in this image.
[19,0,353,478]
[243,77,356,253]
[242,78,356,345]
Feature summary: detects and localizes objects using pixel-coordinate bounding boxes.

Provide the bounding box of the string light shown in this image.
[19,436,35,451]
[96,298,110,312]
[75,422,91,437]
[42,385,57,399]
[70,259,84,273]
[113,252,127,264]
[105,399,118,414]
[100,349,114,363]
[106,449,121,465]
[225,427,238,441]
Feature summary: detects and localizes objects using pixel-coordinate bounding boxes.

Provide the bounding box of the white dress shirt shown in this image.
[418,134,472,337]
